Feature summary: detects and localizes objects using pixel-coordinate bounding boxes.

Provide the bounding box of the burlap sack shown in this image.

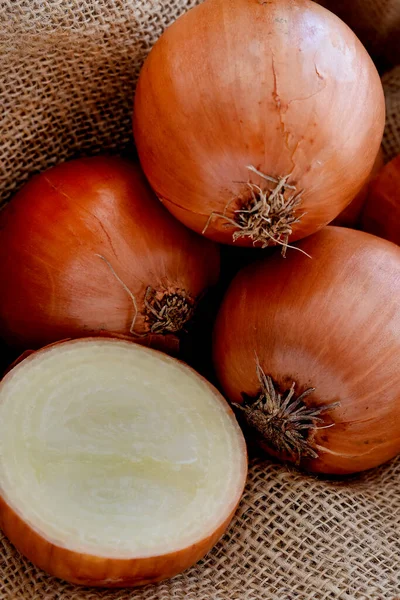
[0,2,399,599]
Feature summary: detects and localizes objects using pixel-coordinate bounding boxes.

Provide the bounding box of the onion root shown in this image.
[97,254,195,336]
[203,166,305,256]
[144,287,195,334]
[234,360,339,464]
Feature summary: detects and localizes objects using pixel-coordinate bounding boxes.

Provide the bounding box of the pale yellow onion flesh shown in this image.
[0,339,247,585]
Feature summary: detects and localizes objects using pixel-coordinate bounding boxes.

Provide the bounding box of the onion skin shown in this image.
[134,0,385,247]
[331,147,384,228]
[213,227,400,474]
[0,157,219,350]
[360,154,400,245]
[1,332,181,378]
[0,338,247,587]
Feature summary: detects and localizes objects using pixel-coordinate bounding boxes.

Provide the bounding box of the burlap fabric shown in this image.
[0,2,400,599]
[0,455,399,600]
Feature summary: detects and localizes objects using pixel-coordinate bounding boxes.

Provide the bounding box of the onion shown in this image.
[134,0,385,251]
[0,337,247,586]
[331,147,384,228]
[360,154,400,245]
[0,157,219,351]
[213,227,400,475]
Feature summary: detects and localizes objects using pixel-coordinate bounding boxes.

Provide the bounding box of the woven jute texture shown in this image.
[0,0,202,206]
[1,456,399,600]
[1,1,400,599]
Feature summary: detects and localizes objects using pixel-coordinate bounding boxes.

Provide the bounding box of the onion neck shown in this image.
[96,255,196,337]
[234,361,338,465]
[144,287,195,335]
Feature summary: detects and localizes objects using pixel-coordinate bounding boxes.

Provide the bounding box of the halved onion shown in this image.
[0,338,247,587]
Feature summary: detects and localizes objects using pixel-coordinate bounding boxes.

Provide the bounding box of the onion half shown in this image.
[0,157,219,351]
[213,227,400,474]
[0,338,247,586]
[134,0,385,250]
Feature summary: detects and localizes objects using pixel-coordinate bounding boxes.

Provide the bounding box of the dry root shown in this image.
[234,360,339,464]
[144,287,195,335]
[203,166,307,257]
[96,255,195,337]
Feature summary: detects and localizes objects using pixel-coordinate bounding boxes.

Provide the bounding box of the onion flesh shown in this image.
[213,227,400,475]
[0,338,247,586]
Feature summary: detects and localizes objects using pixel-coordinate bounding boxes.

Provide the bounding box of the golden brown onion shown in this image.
[134,0,385,250]
[360,154,400,245]
[213,227,400,474]
[0,157,219,351]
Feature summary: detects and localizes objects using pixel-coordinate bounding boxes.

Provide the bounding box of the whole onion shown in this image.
[134,0,385,251]
[360,154,400,245]
[213,227,400,474]
[0,157,219,351]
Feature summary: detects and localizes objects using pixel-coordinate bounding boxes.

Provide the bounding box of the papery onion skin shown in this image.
[0,338,247,587]
[331,147,384,228]
[0,157,219,351]
[360,154,400,245]
[134,0,385,247]
[213,227,400,475]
